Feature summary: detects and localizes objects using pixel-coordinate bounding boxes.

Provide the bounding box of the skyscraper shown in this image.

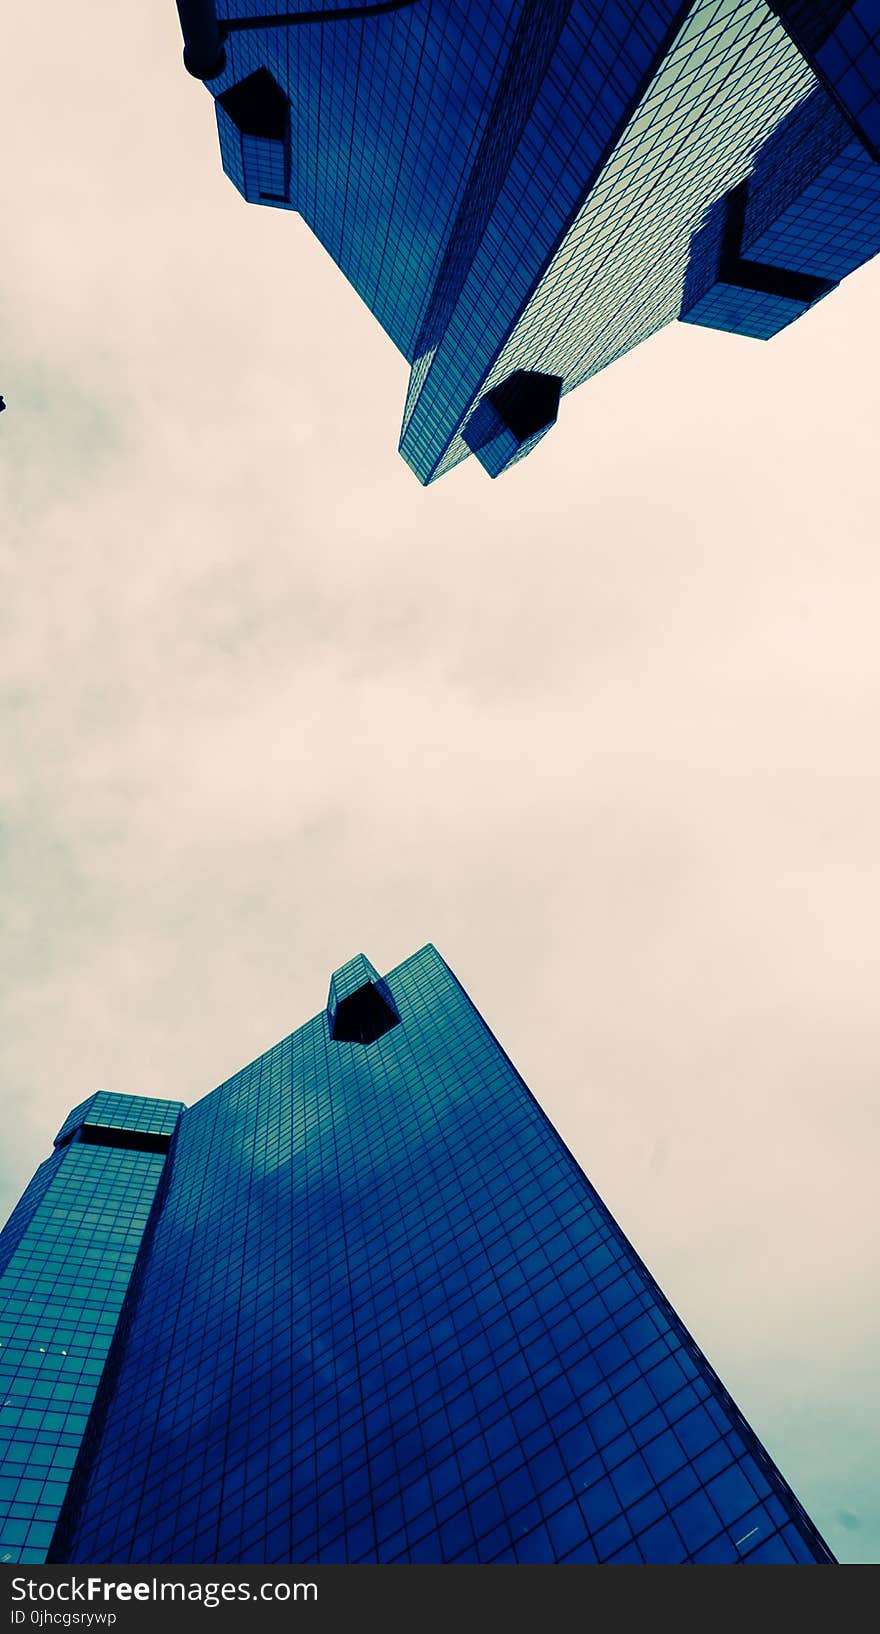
[174,1,880,482]
[1,947,832,1564]
[0,1094,184,1564]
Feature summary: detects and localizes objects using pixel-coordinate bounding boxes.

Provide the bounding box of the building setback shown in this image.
[0,946,833,1563]
[173,0,880,482]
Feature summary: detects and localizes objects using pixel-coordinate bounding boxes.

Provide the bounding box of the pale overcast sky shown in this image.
[1,6,878,1565]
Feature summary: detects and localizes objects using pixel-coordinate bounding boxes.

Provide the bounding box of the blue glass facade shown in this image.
[680,78,880,337]
[769,1,880,155]
[0,1094,183,1564]
[179,1,880,481]
[11,946,830,1565]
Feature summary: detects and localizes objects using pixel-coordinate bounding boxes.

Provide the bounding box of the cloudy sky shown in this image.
[2,5,878,1566]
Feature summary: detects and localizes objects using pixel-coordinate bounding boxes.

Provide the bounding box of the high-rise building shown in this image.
[1,947,832,1564]
[174,1,880,482]
[0,1094,184,1564]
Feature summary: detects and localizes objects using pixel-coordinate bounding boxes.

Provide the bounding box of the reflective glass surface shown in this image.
[0,1098,182,1564]
[51,948,832,1564]
[193,2,875,483]
[680,80,880,338]
[771,0,880,154]
[744,90,880,280]
[417,0,814,481]
[212,1,527,358]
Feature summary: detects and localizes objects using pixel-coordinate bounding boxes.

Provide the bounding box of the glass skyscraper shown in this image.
[0,1094,184,1564]
[174,1,880,481]
[1,947,833,1564]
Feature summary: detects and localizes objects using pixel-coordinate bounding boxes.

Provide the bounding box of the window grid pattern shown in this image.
[197,4,880,483]
[55,949,831,1565]
[327,954,383,1008]
[770,0,857,57]
[54,1093,183,1148]
[679,263,813,340]
[0,1131,172,1564]
[0,1155,66,1287]
[210,1,526,358]
[217,116,292,207]
[743,96,880,282]
[773,0,880,155]
[680,82,880,338]
[420,0,815,482]
[747,137,880,276]
[406,0,583,375]
[400,0,692,475]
